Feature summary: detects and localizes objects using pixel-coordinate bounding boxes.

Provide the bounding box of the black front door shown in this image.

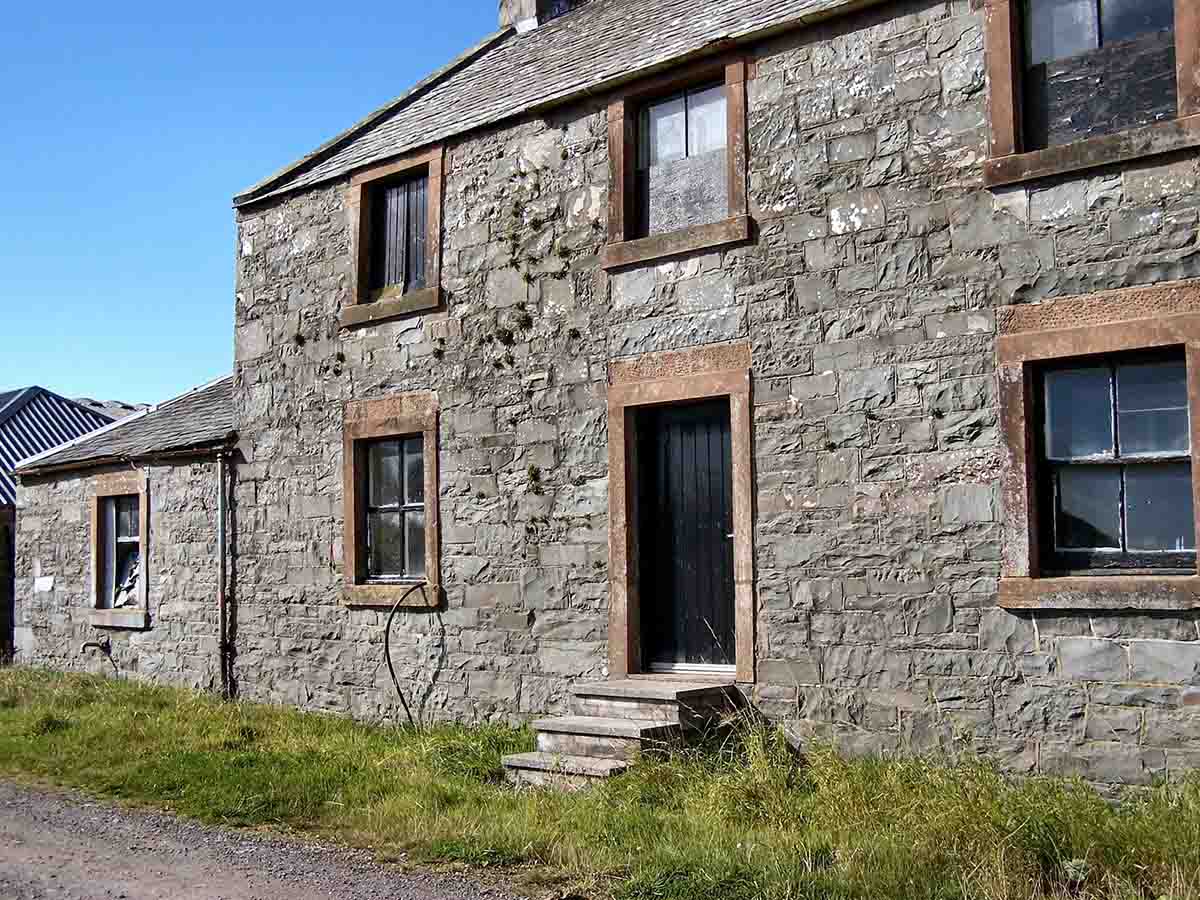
[637,398,735,670]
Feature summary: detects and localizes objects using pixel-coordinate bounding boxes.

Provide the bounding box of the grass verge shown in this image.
[2,668,1199,899]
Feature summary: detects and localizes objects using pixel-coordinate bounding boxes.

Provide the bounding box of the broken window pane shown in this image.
[112,545,141,608]
[1117,359,1190,456]
[368,440,401,508]
[642,94,686,167]
[1056,466,1122,550]
[687,84,727,156]
[1045,366,1113,459]
[1025,0,1099,65]
[404,437,424,505]
[1125,463,1195,551]
[1101,0,1173,45]
[368,511,404,577]
[405,510,426,578]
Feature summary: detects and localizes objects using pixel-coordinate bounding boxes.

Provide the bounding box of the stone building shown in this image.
[17,0,1200,786]
[14,377,235,689]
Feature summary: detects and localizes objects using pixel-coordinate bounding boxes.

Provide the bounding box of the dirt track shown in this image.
[0,781,523,900]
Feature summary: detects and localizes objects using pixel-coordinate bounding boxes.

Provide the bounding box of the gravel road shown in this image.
[0,781,526,900]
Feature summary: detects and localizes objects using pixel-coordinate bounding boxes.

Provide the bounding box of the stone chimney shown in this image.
[498,0,539,32]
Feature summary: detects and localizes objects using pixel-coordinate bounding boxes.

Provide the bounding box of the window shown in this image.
[89,470,149,627]
[364,437,425,581]
[99,495,141,607]
[603,59,751,270]
[1038,351,1195,573]
[344,146,444,329]
[343,392,440,608]
[1022,0,1176,149]
[635,84,728,237]
[539,0,587,21]
[368,174,427,297]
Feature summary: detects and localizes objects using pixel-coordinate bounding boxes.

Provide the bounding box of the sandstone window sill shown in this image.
[983,115,1200,188]
[88,608,150,630]
[339,287,441,330]
[999,576,1200,612]
[601,215,751,271]
[342,582,439,610]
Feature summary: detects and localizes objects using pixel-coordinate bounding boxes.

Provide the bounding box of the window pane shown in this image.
[1025,0,1099,65]
[1101,0,1173,45]
[643,94,686,167]
[405,510,426,578]
[404,437,424,505]
[1126,463,1195,551]
[1056,466,1122,550]
[368,441,401,508]
[407,176,427,291]
[687,85,727,156]
[116,496,139,539]
[1045,366,1114,458]
[1116,359,1189,455]
[112,545,141,607]
[100,498,116,610]
[368,511,404,577]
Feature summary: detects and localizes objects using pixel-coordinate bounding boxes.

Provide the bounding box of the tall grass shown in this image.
[2,668,1198,900]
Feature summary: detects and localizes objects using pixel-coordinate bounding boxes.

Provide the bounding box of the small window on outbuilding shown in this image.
[635,84,728,237]
[99,495,141,609]
[1038,350,1195,573]
[1022,0,1177,149]
[539,0,588,21]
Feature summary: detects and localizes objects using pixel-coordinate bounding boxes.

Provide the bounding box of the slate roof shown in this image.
[234,0,860,206]
[16,376,236,477]
[73,397,150,420]
[0,388,114,506]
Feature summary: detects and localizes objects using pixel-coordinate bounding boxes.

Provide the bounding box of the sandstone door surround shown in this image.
[607,341,756,683]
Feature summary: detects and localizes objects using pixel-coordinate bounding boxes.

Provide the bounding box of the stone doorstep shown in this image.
[570,678,736,702]
[569,679,739,727]
[502,751,629,787]
[533,715,682,761]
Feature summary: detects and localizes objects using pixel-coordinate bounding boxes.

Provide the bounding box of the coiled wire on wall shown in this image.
[384,583,427,729]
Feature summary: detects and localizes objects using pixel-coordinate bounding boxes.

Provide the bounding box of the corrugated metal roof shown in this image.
[16,375,235,476]
[233,0,874,207]
[0,388,114,507]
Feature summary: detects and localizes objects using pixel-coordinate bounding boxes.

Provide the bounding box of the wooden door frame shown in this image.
[607,342,755,684]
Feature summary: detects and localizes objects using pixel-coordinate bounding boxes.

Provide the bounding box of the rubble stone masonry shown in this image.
[15,462,223,689]
[230,0,1200,785]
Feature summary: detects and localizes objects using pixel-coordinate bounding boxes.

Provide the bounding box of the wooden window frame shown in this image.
[343,392,440,609]
[89,470,150,630]
[997,280,1200,611]
[602,57,752,271]
[607,342,756,683]
[342,145,444,330]
[984,0,1200,187]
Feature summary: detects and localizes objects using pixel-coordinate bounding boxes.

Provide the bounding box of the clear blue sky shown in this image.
[1,2,496,405]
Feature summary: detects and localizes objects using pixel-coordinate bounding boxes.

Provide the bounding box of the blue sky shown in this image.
[1,2,496,405]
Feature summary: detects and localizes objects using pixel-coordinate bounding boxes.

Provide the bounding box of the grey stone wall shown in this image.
[14,461,223,689]
[2,506,13,659]
[226,0,1200,785]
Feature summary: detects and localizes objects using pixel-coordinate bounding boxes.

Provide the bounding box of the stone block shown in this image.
[941,484,995,526]
[829,190,886,235]
[1058,638,1128,682]
[839,367,895,412]
[757,655,821,686]
[464,582,519,608]
[1129,640,1200,685]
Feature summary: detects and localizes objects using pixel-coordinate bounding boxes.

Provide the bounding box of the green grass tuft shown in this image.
[3,668,1200,900]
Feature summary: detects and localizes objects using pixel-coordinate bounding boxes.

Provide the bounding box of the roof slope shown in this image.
[0,388,114,506]
[16,376,235,477]
[234,0,863,206]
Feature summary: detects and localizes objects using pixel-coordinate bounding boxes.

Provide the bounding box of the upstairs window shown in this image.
[1022,0,1177,149]
[368,173,427,298]
[99,495,141,608]
[364,436,426,582]
[1039,351,1195,573]
[539,0,588,21]
[635,84,728,237]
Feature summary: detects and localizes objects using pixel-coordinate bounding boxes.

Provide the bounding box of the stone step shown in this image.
[532,715,681,761]
[502,751,628,789]
[569,679,738,727]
